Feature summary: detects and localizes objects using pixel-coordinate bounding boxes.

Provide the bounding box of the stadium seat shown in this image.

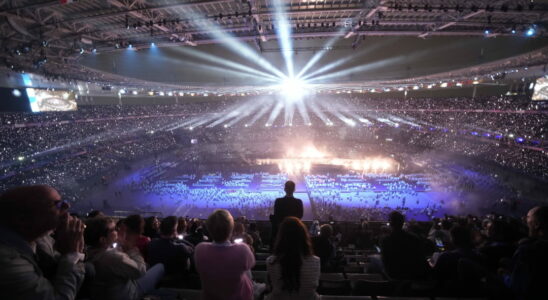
[253,260,267,271]
[320,296,373,300]
[346,273,384,282]
[252,270,267,283]
[351,280,398,296]
[377,297,431,300]
[344,265,365,273]
[175,289,201,300]
[320,272,346,281]
[255,252,270,260]
[318,279,352,296]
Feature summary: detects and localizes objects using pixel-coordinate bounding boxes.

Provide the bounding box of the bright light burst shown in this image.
[278,77,309,102]
[256,144,397,175]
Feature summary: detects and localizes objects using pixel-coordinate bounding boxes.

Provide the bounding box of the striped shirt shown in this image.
[265,255,320,300]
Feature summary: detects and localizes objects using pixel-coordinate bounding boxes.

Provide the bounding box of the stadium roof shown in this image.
[1,0,548,88]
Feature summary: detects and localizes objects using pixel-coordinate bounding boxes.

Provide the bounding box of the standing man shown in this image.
[270,181,303,249]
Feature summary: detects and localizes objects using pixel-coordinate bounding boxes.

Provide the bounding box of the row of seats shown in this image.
[175,288,486,300]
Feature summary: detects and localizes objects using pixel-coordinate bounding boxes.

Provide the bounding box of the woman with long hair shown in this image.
[266,217,320,300]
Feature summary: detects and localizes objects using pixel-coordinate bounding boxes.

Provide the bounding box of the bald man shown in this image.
[270,181,303,249]
[511,206,548,300]
[0,185,86,300]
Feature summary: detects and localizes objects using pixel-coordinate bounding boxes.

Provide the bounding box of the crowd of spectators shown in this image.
[0,94,546,218]
[0,184,546,300]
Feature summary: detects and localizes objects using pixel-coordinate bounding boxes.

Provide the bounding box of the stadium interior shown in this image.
[0,0,548,299]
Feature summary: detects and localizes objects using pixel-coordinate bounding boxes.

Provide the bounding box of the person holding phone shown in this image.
[84,216,165,300]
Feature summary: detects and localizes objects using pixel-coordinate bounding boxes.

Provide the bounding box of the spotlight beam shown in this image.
[300,39,396,80]
[308,100,330,124]
[173,47,280,81]
[181,11,286,79]
[295,98,311,125]
[248,101,274,125]
[284,99,295,126]
[300,55,355,81]
[306,56,402,83]
[266,101,284,125]
[296,27,347,78]
[207,110,241,127]
[226,100,265,126]
[272,0,295,77]
[154,54,278,83]
[306,39,471,83]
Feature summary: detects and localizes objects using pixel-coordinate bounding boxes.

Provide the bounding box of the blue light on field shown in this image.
[22,74,32,87]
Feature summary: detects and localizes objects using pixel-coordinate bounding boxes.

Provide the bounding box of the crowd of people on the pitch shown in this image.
[0,94,546,208]
[0,184,546,300]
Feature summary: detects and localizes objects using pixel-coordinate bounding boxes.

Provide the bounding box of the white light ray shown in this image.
[173,47,280,81]
[182,10,286,79]
[226,101,265,126]
[296,27,347,78]
[248,101,275,125]
[301,55,355,81]
[266,101,285,125]
[156,54,277,83]
[389,115,419,127]
[272,0,294,77]
[307,56,401,83]
[307,100,330,123]
[300,39,396,81]
[207,110,241,127]
[295,98,311,125]
[283,100,295,126]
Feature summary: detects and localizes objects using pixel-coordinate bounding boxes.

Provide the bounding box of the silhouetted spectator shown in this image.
[479,219,516,272]
[510,206,548,300]
[312,224,336,272]
[270,181,304,249]
[147,216,193,279]
[144,216,160,239]
[248,222,263,251]
[232,222,254,253]
[123,215,150,259]
[380,211,430,280]
[433,225,485,281]
[85,217,165,300]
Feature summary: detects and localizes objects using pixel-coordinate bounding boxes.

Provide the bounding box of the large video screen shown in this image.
[532,77,548,101]
[26,88,78,112]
